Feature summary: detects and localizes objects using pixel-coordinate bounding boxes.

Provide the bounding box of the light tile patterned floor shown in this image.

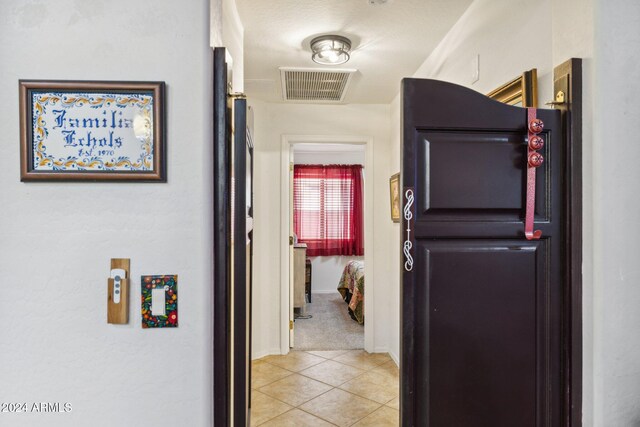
[251,350,399,426]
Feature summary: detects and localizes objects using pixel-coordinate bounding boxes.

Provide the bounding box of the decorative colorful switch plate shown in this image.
[141,275,178,328]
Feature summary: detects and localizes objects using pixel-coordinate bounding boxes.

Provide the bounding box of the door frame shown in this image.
[554,58,583,426]
[280,134,375,354]
[213,62,582,425]
[213,47,230,427]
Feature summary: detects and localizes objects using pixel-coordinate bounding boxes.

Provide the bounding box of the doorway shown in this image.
[214,47,582,425]
[280,135,375,354]
[289,143,365,351]
[246,136,400,426]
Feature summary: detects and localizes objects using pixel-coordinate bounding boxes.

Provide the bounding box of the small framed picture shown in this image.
[19,80,165,181]
[389,172,400,223]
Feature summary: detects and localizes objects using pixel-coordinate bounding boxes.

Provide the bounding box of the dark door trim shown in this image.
[232,97,248,425]
[554,58,583,427]
[213,47,230,427]
[246,111,255,414]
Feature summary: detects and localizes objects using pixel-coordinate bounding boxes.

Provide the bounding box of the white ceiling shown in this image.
[235,0,472,104]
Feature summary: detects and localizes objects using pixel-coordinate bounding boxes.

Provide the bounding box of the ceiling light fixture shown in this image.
[310,35,352,65]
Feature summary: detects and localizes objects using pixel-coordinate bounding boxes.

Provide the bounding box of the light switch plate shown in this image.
[141,275,178,328]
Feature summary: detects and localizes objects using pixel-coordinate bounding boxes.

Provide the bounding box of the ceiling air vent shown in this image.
[280,67,356,103]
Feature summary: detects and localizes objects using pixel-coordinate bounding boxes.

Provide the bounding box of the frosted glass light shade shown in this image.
[311,35,351,65]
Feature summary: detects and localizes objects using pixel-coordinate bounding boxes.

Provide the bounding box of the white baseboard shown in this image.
[252,348,282,361]
[253,346,399,367]
[389,352,399,367]
[375,346,400,367]
[374,346,388,353]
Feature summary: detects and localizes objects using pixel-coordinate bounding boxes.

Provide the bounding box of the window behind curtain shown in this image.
[293,164,364,257]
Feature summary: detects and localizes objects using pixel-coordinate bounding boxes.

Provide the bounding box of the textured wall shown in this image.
[0,1,213,425]
[294,150,364,167]
[306,257,364,294]
[593,0,640,424]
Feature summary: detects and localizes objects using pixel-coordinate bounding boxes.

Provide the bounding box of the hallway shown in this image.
[251,350,399,426]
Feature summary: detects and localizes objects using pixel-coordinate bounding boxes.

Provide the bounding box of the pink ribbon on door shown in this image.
[525,108,544,240]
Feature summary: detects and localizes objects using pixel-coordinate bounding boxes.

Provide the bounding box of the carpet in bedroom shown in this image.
[293,292,364,351]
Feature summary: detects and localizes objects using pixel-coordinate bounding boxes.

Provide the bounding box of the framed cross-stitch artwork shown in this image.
[19,80,166,181]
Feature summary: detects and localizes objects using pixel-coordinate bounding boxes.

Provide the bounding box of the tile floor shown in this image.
[251,350,399,426]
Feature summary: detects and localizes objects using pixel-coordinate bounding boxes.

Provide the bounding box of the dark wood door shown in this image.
[401,79,565,426]
[213,47,252,427]
[213,47,231,427]
[232,97,250,426]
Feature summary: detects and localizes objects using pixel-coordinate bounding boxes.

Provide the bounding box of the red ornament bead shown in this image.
[529,136,544,150]
[528,152,544,167]
[529,118,544,133]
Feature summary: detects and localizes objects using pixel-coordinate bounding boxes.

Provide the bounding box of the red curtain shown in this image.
[293,164,364,257]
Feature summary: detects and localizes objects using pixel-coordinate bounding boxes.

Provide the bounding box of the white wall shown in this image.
[294,149,365,294]
[221,0,244,92]
[412,0,553,100]
[389,95,402,365]
[306,256,364,294]
[210,0,223,47]
[294,150,365,166]
[592,1,640,424]
[211,0,244,92]
[0,1,213,426]
[250,101,394,360]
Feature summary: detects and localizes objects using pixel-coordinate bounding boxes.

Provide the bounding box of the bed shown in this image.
[337,260,365,324]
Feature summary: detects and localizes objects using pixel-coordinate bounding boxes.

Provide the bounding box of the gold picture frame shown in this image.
[487,68,538,108]
[389,172,400,223]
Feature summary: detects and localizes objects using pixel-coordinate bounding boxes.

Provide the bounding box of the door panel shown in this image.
[414,240,546,426]
[401,78,564,426]
[416,131,548,219]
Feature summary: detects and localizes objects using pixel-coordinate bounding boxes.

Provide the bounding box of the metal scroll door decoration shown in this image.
[525,108,544,240]
[403,188,414,272]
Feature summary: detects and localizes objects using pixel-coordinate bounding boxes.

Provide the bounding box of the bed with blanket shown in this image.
[337,260,364,324]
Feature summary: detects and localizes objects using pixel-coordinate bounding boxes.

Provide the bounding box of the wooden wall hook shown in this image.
[107,258,130,324]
